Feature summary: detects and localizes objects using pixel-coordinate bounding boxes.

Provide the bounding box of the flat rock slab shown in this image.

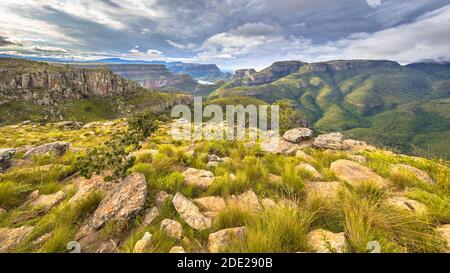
[226,190,261,212]
[314,133,349,150]
[183,168,215,188]
[30,191,66,211]
[80,173,147,236]
[172,193,212,231]
[391,164,434,184]
[208,227,247,253]
[23,142,70,159]
[283,128,313,143]
[0,226,34,253]
[330,159,388,188]
[386,196,427,214]
[307,229,347,253]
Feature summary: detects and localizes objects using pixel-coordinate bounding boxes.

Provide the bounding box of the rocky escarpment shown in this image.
[0,58,141,105]
[166,63,230,81]
[301,60,401,73]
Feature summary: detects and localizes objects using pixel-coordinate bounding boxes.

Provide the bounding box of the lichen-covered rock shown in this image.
[283,128,313,143]
[307,229,347,253]
[81,173,147,233]
[172,193,211,231]
[169,246,186,253]
[0,226,34,253]
[208,227,247,253]
[386,196,427,214]
[330,159,387,188]
[0,148,15,172]
[226,190,261,212]
[133,232,152,253]
[313,133,349,150]
[391,164,434,184]
[183,168,215,188]
[142,207,160,226]
[69,175,107,204]
[295,163,323,180]
[30,191,66,211]
[160,219,183,239]
[23,142,69,159]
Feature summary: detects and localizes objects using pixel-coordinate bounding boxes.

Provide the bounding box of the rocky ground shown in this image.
[0,119,449,253]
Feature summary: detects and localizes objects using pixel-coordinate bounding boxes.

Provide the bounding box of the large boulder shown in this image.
[307,229,347,253]
[23,142,70,159]
[0,226,34,253]
[0,148,15,172]
[80,173,147,234]
[172,193,212,231]
[182,168,215,188]
[330,159,388,188]
[313,133,349,150]
[160,219,183,239]
[283,128,313,143]
[30,191,66,211]
[391,164,434,184]
[226,190,261,212]
[208,227,247,253]
[133,232,153,253]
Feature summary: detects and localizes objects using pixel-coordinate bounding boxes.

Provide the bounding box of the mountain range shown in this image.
[210,60,450,158]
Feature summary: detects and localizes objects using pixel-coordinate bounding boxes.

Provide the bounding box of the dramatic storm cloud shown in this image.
[0,0,449,69]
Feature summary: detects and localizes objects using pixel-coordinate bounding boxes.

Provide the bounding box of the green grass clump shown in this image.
[225,206,314,253]
[13,191,102,252]
[0,181,32,210]
[407,189,450,224]
[342,190,445,253]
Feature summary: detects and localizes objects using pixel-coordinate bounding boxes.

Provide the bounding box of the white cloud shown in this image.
[166,40,196,50]
[367,0,382,8]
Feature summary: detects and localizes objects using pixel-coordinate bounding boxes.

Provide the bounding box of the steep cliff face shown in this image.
[302,60,401,73]
[0,58,140,105]
[166,62,230,81]
[78,64,198,92]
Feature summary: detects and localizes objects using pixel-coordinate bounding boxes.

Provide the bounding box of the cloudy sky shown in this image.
[0,0,449,69]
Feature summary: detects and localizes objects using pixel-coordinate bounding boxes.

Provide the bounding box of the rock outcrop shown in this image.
[23,142,69,159]
[0,148,15,172]
[183,168,215,188]
[172,193,212,231]
[307,229,347,253]
[30,191,66,211]
[330,159,387,188]
[0,58,140,104]
[208,227,247,253]
[283,128,313,143]
[79,173,147,235]
[0,226,34,253]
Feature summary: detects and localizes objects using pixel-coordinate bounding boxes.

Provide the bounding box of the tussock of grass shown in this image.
[0,181,32,209]
[225,206,314,253]
[213,206,256,230]
[14,192,102,253]
[342,190,445,253]
[407,189,450,224]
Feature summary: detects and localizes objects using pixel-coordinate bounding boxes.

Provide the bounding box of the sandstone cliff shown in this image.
[0,58,140,105]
